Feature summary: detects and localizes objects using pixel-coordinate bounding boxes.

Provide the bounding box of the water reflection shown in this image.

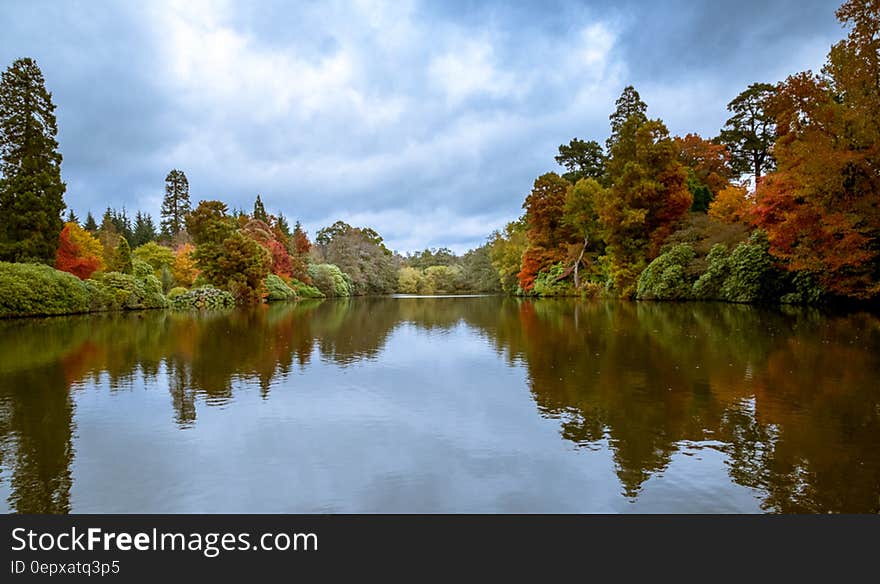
[0,297,878,513]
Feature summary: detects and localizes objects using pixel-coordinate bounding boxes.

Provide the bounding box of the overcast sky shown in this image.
[1,0,844,253]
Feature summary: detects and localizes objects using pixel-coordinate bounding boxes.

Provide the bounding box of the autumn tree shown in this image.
[718,82,777,181]
[55,222,103,279]
[709,184,753,224]
[673,133,734,211]
[160,169,190,239]
[563,178,604,288]
[598,118,692,296]
[172,243,198,287]
[555,138,605,183]
[488,217,528,293]
[517,173,574,291]
[186,200,271,302]
[754,0,880,299]
[0,58,66,262]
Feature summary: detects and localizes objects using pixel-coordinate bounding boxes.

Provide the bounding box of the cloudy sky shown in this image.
[2,0,844,253]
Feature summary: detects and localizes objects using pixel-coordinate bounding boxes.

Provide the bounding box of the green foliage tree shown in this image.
[607,85,648,151]
[160,169,190,238]
[718,82,777,180]
[133,241,174,273]
[132,211,158,247]
[112,237,133,274]
[555,138,606,183]
[83,211,97,232]
[563,178,603,288]
[66,209,79,224]
[253,194,268,223]
[598,117,692,296]
[0,57,66,263]
[488,217,528,294]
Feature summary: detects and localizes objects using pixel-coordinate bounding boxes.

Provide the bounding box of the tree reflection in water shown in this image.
[0,297,877,513]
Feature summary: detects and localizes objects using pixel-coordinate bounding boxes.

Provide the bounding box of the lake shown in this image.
[0,296,878,513]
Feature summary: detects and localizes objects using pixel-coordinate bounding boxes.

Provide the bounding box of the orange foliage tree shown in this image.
[754,0,880,299]
[172,243,198,287]
[55,222,104,279]
[516,173,575,291]
[709,184,754,224]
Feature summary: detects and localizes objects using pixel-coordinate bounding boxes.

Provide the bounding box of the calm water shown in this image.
[0,297,878,513]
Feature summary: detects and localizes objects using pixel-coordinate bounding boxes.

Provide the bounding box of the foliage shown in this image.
[132,211,158,247]
[172,243,198,287]
[607,85,648,151]
[459,244,501,293]
[167,286,188,299]
[517,173,574,291]
[265,273,297,301]
[718,230,776,303]
[0,261,91,317]
[752,0,880,299]
[160,169,190,239]
[314,221,396,294]
[636,244,697,300]
[488,217,528,294]
[112,237,133,274]
[422,265,464,294]
[598,117,692,297]
[532,262,575,297]
[397,266,421,294]
[709,185,753,224]
[132,258,153,279]
[133,241,175,275]
[55,222,104,279]
[0,58,66,263]
[89,271,168,310]
[692,244,731,300]
[288,278,324,298]
[307,263,352,297]
[252,194,268,223]
[555,138,606,183]
[169,286,235,310]
[718,82,778,180]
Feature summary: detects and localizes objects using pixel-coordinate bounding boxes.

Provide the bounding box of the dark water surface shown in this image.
[1,296,878,513]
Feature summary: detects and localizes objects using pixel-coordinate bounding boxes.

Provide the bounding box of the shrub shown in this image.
[0,262,92,317]
[307,263,352,297]
[692,244,730,299]
[132,259,153,279]
[719,231,774,303]
[532,263,575,297]
[265,274,297,301]
[636,244,696,300]
[90,271,168,310]
[167,286,188,299]
[288,278,324,298]
[170,286,235,310]
[133,241,175,273]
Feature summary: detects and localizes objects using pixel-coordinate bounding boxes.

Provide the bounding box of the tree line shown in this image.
[487,0,879,304]
[0,0,877,315]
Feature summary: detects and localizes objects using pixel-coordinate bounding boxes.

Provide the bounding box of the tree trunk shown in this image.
[573,235,588,289]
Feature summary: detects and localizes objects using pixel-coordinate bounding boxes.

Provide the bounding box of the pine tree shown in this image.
[0,57,66,262]
[66,208,79,225]
[276,211,291,238]
[132,211,157,247]
[253,194,268,223]
[160,169,190,238]
[607,85,648,151]
[83,211,97,232]
[112,237,132,274]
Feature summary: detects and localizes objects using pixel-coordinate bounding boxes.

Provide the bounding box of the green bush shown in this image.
[636,244,696,300]
[288,278,324,298]
[0,262,92,317]
[132,258,153,279]
[265,274,297,301]
[532,262,575,297]
[170,286,235,310]
[307,264,352,297]
[90,271,168,310]
[719,231,774,303]
[167,286,188,299]
[692,244,730,300]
